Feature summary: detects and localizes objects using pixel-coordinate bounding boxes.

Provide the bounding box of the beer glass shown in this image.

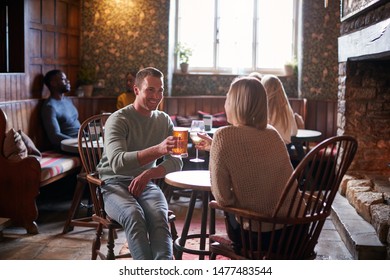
[172,127,188,158]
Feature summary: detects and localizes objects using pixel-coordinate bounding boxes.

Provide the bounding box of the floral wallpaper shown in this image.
[80,0,339,101]
[300,0,340,100]
[80,0,169,96]
[172,73,297,97]
[171,74,233,96]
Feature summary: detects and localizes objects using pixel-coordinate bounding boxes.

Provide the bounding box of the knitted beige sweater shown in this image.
[210,125,294,221]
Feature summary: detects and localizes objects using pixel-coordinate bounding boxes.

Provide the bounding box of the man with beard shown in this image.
[41,69,81,149]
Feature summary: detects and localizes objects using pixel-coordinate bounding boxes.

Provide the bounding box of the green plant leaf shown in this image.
[174,43,193,64]
[78,66,96,85]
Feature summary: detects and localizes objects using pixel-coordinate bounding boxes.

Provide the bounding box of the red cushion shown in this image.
[170,115,178,126]
[175,115,199,127]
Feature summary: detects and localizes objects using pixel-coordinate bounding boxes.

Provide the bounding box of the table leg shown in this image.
[173,190,215,260]
[209,193,215,236]
[174,190,198,260]
[199,191,209,260]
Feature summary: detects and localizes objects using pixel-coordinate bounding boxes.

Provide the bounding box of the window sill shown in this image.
[173,69,288,77]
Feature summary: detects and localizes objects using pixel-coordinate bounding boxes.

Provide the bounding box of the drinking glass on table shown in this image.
[189,120,205,163]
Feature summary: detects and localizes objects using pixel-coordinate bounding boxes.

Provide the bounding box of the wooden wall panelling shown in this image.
[0,99,49,151]
[163,96,227,117]
[29,65,44,99]
[69,96,117,123]
[306,100,338,141]
[0,1,80,102]
[27,0,81,99]
[0,74,26,102]
[164,97,179,115]
[0,96,115,151]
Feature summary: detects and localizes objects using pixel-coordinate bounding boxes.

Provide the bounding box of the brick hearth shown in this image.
[338,175,390,259]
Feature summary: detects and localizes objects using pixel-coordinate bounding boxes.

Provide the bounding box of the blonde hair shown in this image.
[248,72,263,82]
[261,74,293,130]
[227,77,268,130]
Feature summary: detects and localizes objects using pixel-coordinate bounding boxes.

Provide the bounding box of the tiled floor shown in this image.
[0,184,353,260]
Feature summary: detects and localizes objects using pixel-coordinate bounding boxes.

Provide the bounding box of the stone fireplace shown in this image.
[337,1,390,258]
[338,20,390,177]
[338,58,390,176]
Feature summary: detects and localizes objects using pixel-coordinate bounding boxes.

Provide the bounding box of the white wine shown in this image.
[190,132,202,145]
[189,120,206,163]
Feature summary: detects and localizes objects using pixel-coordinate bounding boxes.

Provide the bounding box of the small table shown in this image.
[291,129,322,160]
[61,137,104,154]
[292,129,322,143]
[61,138,79,154]
[165,170,215,260]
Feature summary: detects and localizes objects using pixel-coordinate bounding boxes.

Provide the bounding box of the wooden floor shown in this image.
[0,178,353,260]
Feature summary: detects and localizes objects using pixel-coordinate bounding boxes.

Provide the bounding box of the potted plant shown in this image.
[175,42,192,73]
[284,58,298,76]
[77,65,96,97]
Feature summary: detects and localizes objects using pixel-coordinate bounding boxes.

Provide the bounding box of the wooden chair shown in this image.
[78,113,178,260]
[209,135,358,260]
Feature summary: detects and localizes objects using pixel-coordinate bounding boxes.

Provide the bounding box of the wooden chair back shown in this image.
[210,135,358,260]
[77,112,110,222]
[78,113,116,259]
[78,113,110,178]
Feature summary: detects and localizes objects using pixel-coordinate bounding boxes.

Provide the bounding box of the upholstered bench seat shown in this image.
[40,151,81,183]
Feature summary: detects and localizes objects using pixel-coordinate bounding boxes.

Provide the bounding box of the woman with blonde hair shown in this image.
[261,74,297,144]
[196,77,294,250]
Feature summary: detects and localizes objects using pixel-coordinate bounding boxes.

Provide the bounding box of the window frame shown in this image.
[174,0,298,75]
[0,0,24,73]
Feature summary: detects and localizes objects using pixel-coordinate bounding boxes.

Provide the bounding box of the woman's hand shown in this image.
[195,132,212,152]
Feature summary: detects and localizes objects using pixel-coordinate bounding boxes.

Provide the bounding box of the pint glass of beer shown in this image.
[172,127,188,158]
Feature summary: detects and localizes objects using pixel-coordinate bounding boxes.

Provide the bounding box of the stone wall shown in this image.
[338,60,390,176]
[340,175,390,258]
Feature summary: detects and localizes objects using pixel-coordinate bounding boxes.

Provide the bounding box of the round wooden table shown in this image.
[292,129,322,143]
[61,138,79,154]
[61,137,104,154]
[291,129,322,161]
[165,170,215,260]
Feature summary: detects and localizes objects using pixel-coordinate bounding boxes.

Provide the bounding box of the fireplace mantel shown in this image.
[338,18,390,62]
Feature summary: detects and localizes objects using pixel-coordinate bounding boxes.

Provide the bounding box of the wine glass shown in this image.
[189,120,205,163]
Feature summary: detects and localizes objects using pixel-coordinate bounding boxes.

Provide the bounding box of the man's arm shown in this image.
[136,136,176,166]
[41,105,72,147]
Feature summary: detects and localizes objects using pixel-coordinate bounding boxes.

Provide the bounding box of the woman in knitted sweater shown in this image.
[196,76,294,246]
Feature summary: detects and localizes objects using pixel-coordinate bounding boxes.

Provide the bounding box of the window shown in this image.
[0,0,24,73]
[175,0,297,74]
